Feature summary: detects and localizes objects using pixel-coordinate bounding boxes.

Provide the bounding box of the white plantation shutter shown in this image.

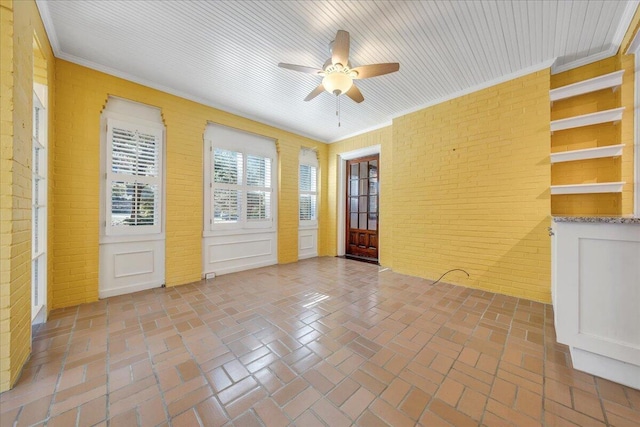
[213,149,243,223]
[210,152,273,224]
[246,155,272,221]
[205,124,277,231]
[106,118,163,235]
[213,149,243,185]
[299,149,318,224]
[299,164,317,221]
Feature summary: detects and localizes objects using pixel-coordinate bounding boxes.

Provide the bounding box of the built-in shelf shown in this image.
[550,70,624,103]
[550,182,625,195]
[550,144,625,164]
[550,107,625,133]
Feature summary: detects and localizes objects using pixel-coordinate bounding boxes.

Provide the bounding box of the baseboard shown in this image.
[570,346,640,390]
[99,280,163,299]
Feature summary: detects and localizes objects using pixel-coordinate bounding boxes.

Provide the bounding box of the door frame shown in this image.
[337,145,381,256]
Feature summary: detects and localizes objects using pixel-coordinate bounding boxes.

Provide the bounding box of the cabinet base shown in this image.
[570,347,640,390]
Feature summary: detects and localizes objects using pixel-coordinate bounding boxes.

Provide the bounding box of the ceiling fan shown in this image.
[278,30,400,104]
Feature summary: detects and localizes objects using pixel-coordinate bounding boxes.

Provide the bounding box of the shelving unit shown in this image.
[550,107,624,133]
[550,144,624,164]
[550,182,625,195]
[550,70,625,208]
[550,70,624,103]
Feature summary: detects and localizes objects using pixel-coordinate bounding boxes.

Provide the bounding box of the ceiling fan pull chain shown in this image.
[337,95,341,127]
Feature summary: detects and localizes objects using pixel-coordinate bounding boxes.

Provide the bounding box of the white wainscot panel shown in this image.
[298,228,318,259]
[553,222,640,390]
[100,239,165,298]
[203,231,277,276]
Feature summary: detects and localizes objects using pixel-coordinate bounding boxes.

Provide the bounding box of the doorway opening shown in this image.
[345,154,379,264]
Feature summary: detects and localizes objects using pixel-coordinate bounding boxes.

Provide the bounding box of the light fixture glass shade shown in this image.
[322,72,353,95]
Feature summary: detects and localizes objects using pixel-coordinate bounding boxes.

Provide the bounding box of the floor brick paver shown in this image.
[1,257,638,426]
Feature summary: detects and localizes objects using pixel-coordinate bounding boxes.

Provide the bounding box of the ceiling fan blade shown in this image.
[331,30,350,66]
[351,63,400,79]
[345,83,364,103]
[304,84,325,101]
[278,63,323,75]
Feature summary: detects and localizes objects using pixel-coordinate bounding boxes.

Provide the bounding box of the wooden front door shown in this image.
[346,155,379,262]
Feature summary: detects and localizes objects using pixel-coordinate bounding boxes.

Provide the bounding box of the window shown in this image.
[106,119,163,235]
[299,149,318,226]
[32,90,47,321]
[203,125,278,275]
[299,164,317,221]
[211,148,273,226]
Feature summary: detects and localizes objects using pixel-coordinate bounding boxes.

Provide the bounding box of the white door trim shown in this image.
[336,145,381,256]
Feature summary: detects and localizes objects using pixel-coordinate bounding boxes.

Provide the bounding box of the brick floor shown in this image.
[1,257,638,426]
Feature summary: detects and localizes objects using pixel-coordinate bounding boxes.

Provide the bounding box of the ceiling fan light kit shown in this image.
[323,70,353,95]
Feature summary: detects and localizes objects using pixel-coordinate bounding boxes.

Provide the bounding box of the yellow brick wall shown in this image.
[315,146,330,256]
[550,55,634,216]
[389,70,551,302]
[276,139,300,262]
[0,0,16,393]
[53,60,326,309]
[0,0,55,392]
[326,127,393,266]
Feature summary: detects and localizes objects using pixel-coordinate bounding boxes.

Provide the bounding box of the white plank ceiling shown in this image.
[37,0,638,143]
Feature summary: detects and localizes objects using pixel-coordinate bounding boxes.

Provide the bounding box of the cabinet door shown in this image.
[553,221,640,389]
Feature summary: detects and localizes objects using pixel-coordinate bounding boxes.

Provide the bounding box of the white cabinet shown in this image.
[552,220,640,389]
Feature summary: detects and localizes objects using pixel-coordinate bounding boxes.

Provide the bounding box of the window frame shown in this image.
[209,146,273,230]
[105,117,164,236]
[32,88,47,322]
[204,126,277,234]
[299,149,319,228]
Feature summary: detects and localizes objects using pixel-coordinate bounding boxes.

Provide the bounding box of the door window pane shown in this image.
[350,197,358,212]
[359,213,367,228]
[359,162,368,178]
[360,179,369,196]
[350,163,358,178]
[369,180,378,195]
[349,179,358,196]
[369,160,378,178]
[359,196,367,212]
[369,196,378,214]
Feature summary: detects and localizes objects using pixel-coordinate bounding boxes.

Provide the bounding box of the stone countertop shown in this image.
[553,216,640,224]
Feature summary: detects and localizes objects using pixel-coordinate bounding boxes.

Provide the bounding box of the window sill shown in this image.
[299,223,318,230]
[203,228,276,238]
[100,233,165,244]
